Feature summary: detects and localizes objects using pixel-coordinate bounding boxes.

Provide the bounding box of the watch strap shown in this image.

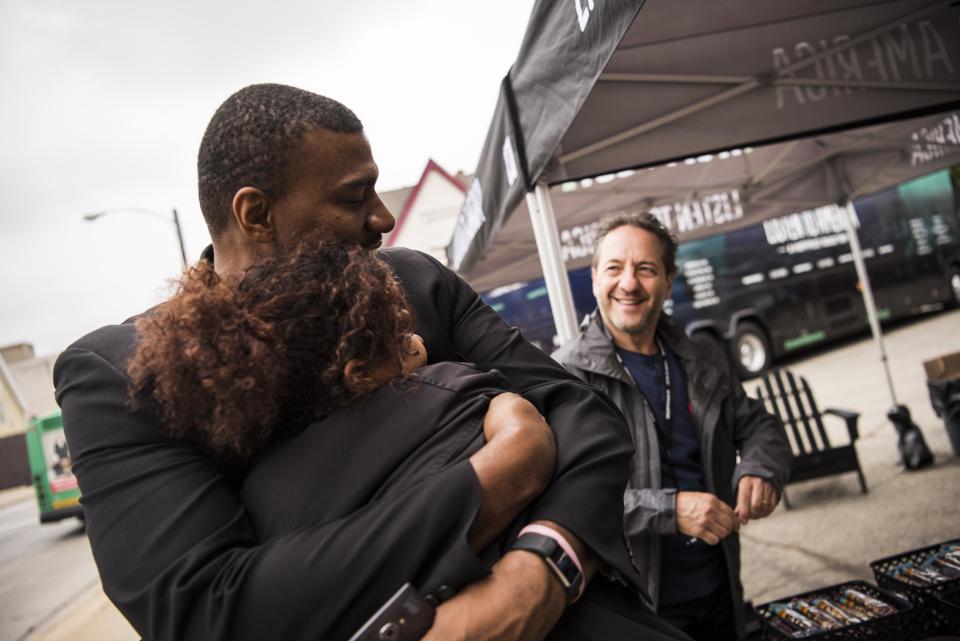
[512,531,584,603]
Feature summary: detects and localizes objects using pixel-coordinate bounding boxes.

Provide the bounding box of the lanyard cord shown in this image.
[615,339,674,466]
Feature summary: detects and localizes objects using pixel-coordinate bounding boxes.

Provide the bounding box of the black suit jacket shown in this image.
[54,247,639,641]
[242,362,503,640]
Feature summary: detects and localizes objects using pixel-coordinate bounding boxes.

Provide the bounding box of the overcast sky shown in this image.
[0,0,537,356]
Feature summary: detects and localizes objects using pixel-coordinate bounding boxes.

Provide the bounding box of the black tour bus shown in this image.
[481,167,960,379]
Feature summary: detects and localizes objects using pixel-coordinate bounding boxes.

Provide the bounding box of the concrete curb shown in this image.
[22,581,137,641]
[0,484,34,511]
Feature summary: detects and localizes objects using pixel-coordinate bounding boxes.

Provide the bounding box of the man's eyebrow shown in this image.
[339,176,377,189]
[603,258,658,267]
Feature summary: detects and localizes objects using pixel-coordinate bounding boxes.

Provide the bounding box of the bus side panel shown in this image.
[24,423,51,514]
[481,268,595,353]
[669,220,865,359]
[862,169,960,317]
[25,413,82,523]
[479,167,959,368]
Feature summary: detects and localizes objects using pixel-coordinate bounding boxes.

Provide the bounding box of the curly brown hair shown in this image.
[128,237,415,464]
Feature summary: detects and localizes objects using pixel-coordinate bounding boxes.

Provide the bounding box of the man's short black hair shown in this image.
[591,212,678,275]
[197,83,363,239]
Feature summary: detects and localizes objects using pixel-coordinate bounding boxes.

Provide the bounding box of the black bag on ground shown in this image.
[887,404,934,470]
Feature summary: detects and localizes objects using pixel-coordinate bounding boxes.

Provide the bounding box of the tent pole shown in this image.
[840,201,899,406]
[526,181,578,345]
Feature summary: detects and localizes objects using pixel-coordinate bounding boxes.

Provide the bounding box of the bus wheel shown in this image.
[732,321,771,380]
[950,265,960,307]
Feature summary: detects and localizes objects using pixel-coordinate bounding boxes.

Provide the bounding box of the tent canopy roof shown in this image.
[449,0,960,286]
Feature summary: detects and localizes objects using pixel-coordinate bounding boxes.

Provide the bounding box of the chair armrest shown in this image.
[823,408,860,441]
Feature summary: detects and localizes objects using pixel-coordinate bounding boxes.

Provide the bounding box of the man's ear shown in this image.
[231,187,274,242]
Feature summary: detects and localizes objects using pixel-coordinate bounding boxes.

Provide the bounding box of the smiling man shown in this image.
[554,212,792,641]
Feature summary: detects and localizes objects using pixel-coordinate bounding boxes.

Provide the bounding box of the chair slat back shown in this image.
[783,370,827,452]
[755,369,833,455]
[757,372,802,454]
[773,370,817,453]
[799,374,831,448]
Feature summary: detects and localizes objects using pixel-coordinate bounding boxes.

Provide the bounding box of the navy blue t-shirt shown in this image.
[617,343,726,605]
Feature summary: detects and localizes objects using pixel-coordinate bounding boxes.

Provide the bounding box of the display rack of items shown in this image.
[871,539,960,634]
[933,585,960,633]
[755,580,913,640]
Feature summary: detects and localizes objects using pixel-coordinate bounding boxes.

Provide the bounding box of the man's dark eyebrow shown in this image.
[339,176,377,190]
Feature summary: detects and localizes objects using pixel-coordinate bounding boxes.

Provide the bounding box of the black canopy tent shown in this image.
[447,0,960,418]
[448,0,960,343]
[459,110,960,293]
[457,109,960,403]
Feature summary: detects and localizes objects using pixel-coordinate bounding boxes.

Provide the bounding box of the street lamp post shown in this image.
[83,207,188,269]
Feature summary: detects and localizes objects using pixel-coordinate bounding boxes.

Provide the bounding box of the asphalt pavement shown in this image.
[5,308,959,640]
[0,487,125,641]
[740,308,960,609]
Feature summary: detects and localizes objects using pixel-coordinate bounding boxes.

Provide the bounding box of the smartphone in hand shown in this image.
[348,583,436,641]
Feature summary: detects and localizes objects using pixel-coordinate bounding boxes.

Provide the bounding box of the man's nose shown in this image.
[618,269,641,293]
[366,195,396,233]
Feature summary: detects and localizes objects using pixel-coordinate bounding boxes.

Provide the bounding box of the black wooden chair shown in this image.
[754,368,868,509]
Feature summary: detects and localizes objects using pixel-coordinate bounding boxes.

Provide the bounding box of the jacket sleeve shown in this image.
[623,487,678,536]
[55,344,488,641]
[420,252,637,583]
[558,360,678,541]
[728,380,793,495]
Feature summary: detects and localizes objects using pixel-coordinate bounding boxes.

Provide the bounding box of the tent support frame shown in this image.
[839,200,899,407]
[526,182,579,345]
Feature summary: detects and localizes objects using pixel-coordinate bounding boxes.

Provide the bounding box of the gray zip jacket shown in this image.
[554,312,792,637]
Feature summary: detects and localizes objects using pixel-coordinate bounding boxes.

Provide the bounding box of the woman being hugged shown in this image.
[127,236,557,640]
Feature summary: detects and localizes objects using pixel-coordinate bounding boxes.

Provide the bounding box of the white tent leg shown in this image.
[526,181,578,345]
[840,201,899,406]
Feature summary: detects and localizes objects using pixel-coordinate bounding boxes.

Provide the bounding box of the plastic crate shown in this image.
[870,538,960,635]
[755,580,913,641]
[933,585,960,633]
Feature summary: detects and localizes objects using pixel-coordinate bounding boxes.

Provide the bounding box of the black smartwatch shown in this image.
[511,532,583,603]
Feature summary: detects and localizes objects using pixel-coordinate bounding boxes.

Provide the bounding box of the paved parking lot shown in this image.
[740,308,960,605]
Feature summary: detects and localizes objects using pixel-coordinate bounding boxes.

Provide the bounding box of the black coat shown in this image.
[53,248,640,641]
[242,362,503,640]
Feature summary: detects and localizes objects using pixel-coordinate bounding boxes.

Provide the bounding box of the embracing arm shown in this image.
[468,392,555,551]
[55,342,516,641]
[428,393,599,641]
[401,250,636,580]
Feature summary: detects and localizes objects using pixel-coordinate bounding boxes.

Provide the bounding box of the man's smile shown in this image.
[611,293,647,306]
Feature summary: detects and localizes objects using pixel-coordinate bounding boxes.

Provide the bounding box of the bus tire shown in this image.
[949,264,960,307]
[732,321,771,380]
